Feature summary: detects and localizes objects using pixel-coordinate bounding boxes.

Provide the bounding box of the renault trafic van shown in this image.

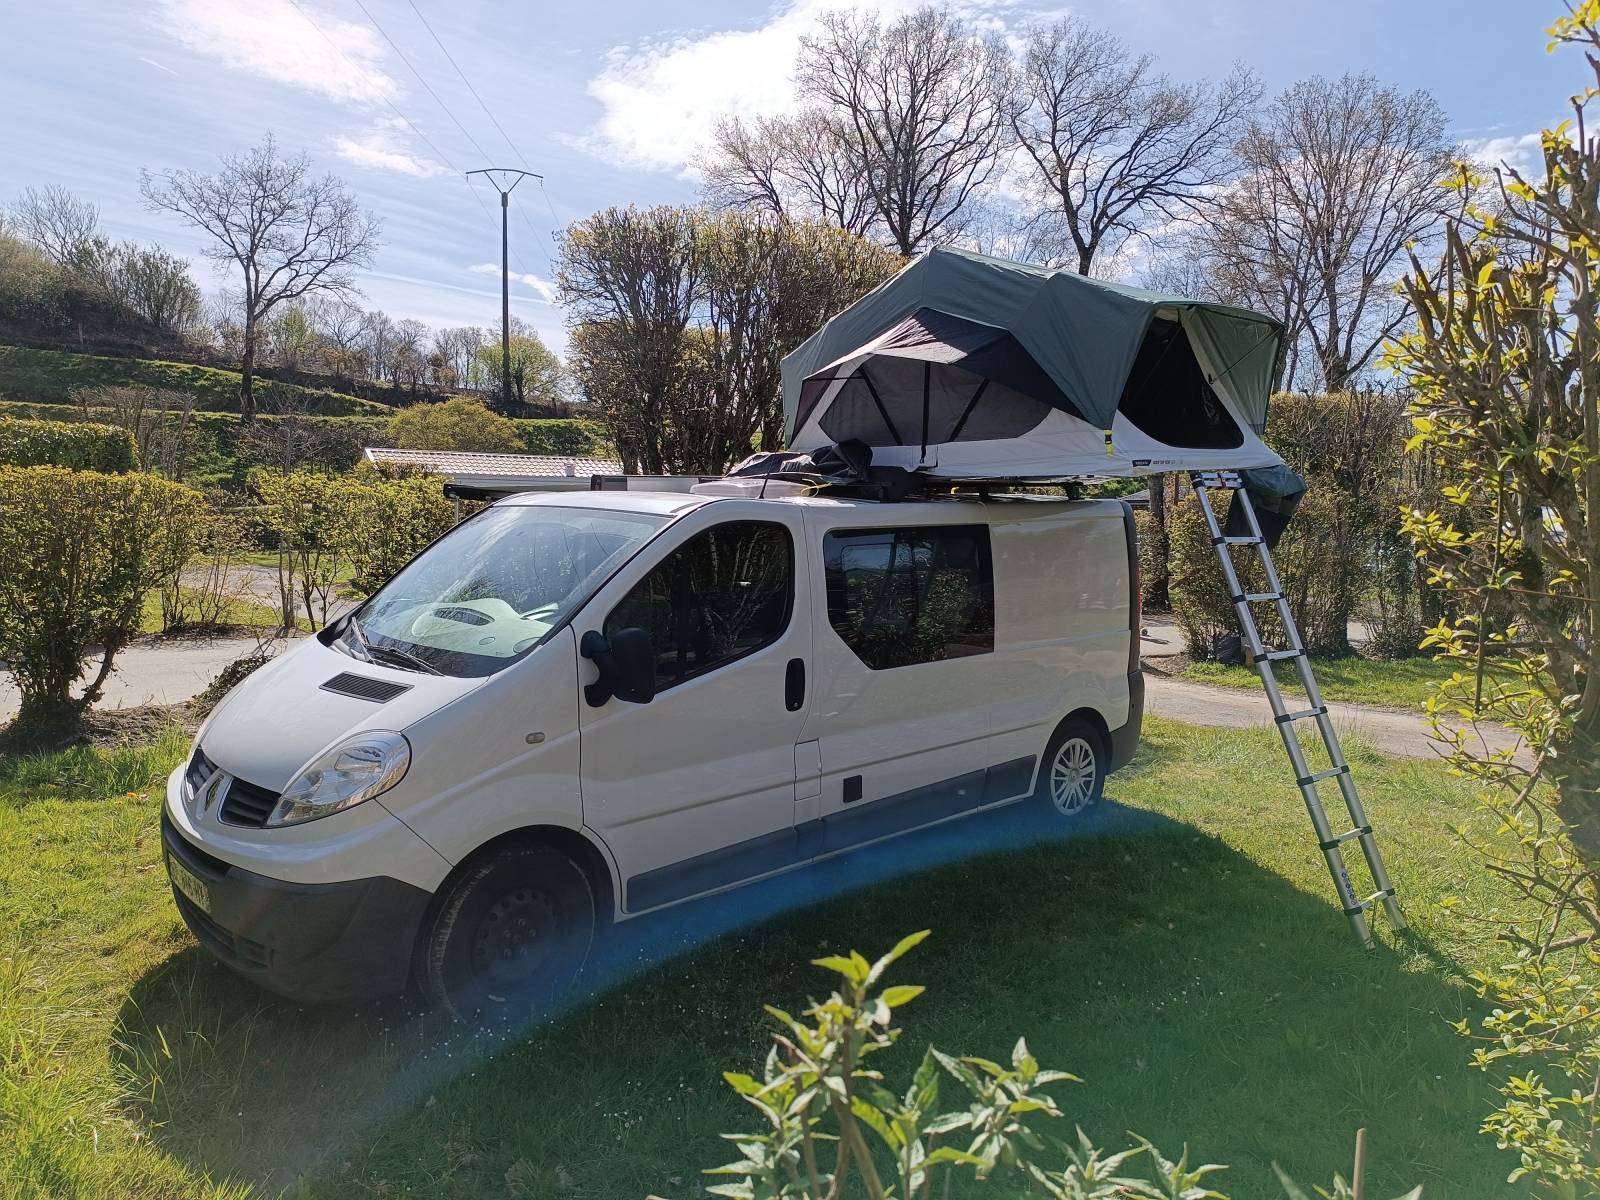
[162,489,1142,1020]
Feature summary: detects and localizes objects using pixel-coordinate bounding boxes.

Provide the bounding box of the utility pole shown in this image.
[466,168,541,414]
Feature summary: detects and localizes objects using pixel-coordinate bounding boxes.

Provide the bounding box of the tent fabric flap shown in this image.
[781,246,1286,479]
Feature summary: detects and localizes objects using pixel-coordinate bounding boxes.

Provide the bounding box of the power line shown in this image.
[349,0,495,165]
[285,0,498,232]
[398,0,562,276]
[402,0,528,169]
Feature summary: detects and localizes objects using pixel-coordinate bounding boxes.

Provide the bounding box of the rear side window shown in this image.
[823,525,994,670]
[605,521,794,691]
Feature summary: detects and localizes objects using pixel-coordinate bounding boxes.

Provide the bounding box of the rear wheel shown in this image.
[1035,718,1106,817]
[419,843,596,1025]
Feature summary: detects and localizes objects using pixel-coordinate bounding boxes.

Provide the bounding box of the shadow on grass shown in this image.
[113,780,1505,1200]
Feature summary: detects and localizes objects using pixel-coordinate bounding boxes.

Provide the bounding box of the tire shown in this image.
[1035,717,1107,818]
[418,843,597,1025]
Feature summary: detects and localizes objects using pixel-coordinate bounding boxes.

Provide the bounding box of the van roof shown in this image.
[494,487,1125,519]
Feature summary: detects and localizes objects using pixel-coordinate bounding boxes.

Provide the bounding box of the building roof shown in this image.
[364,447,623,479]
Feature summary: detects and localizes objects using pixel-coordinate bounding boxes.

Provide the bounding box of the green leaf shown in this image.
[880,984,925,1008]
[866,929,931,984]
[811,954,868,983]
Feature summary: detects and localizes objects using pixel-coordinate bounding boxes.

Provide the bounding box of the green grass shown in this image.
[0,718,1525,1199]
[1178,655,1509,712]
[0,343,391,416]
[138,587,283,635]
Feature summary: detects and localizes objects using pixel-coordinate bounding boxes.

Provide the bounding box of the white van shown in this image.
[162,489,1142,1020]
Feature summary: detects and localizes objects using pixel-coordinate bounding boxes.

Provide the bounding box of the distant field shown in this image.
[0,343,390,415]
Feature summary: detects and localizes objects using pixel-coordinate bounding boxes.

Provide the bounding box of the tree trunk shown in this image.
[1146,476,1170,608]
[240,317,258,422]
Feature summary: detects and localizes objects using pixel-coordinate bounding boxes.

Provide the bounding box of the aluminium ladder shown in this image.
[1189,470,1406,947]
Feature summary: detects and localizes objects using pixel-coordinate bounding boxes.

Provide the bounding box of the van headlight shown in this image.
[268,732,411,827]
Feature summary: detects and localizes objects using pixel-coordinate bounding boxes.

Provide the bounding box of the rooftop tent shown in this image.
[782,246,1287,479]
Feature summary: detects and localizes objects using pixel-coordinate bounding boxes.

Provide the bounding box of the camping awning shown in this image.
[782,247,1287,480]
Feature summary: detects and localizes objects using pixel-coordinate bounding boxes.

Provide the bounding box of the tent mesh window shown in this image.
[818,359,1052,449]
[1117,317,1245,450]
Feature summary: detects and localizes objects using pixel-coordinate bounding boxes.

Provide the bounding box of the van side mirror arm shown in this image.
[580,630,619,707]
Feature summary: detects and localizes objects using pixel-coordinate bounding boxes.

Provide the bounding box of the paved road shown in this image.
[0,634,294,723]
[1140,617,1374,660]
[1145,673,1523,762]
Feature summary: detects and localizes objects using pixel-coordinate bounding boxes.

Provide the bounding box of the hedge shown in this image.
[0,415,134,471]
[0,465,207,726]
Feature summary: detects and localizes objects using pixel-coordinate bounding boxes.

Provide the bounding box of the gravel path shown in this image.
[1144,672,1523,762]
[0,634,294,723]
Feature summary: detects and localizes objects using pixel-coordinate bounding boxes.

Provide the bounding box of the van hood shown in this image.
[199,635,484,792]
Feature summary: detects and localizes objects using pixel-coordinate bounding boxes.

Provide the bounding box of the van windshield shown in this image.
[338,504,669,678]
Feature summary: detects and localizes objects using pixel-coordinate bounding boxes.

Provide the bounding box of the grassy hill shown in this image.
[0,343,391,416]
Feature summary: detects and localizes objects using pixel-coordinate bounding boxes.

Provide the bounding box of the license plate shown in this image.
[166,853,211,915]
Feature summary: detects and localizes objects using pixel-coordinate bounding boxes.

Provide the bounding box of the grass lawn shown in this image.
[0,718,1524,1199]
[1178,655,1507,713]
[138,588,283,636]
[0,343,388,416]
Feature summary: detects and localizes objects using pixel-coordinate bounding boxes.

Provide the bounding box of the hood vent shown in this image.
[320,672,412,703]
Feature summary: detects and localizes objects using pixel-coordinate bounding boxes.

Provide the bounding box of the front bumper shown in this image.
[161,811,431,1005]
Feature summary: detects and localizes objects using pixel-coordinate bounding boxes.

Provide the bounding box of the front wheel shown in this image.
[418,843,597,1025]
[1035,718,1106,817]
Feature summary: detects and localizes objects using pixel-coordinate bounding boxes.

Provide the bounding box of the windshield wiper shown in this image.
[343,616,442,675]
[366,642,444,675]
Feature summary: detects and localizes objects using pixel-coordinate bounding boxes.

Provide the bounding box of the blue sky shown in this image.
[0,0,1579,356]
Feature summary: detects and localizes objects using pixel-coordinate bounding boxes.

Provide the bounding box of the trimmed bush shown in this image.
[0,466,207,727]
[0,416,134,471]
[1133,507,1167,610]
[388,396,523,453]
[341,470,459,595]
[515,418,610,457]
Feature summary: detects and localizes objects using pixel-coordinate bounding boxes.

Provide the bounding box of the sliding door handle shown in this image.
[785,658,806,711]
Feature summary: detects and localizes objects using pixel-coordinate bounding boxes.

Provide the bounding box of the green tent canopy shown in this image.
[781,247,1287,480]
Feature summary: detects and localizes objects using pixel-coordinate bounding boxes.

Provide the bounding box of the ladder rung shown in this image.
[1319,825,1372,850]
[1274,705,1328,725]
[1297,765,1350,787]
[1343,886,1397,917]
[1212,535,1263,546]
[1232,591,1283,603]
[1258,648,1305,662]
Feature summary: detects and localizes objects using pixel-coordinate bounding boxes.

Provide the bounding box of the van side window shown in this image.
[823,525,994,670]
[605,521,794,690]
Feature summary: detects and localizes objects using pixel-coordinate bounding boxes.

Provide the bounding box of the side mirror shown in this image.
[580,628,657,707]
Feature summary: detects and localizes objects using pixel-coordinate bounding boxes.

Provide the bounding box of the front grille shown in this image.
[184,746,215,796]
[220,776,279,827]
[320,671,411,703]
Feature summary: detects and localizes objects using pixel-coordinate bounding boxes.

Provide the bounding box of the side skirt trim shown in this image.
[625,756,1035,911]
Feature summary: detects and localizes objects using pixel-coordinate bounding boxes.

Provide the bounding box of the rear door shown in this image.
[574,504,814,910]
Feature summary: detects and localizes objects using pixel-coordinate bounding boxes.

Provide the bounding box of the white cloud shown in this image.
[155,0,397,106]
[469,262,557,304]
[582,0,948,173]
[334,122,447,177]
[1463,131,1544,177]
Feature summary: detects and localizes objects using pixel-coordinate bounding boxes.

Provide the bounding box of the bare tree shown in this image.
[796,7,1011,255]
[432,325,487,390]
[703,109,877,237]
[1009,19,1258,275]
[11,184,101,267]
[141,137,380,419]
[558,206,704,473]
[1197,75,1454,390]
